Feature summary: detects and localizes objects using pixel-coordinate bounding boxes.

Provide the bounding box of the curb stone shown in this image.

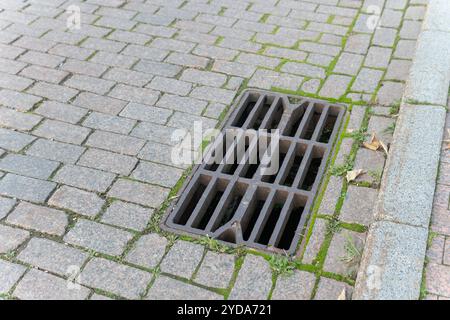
[354,0,450,300]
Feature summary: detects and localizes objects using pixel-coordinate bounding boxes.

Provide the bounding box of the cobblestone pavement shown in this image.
[0,0,426,300]
[424,92,450,300]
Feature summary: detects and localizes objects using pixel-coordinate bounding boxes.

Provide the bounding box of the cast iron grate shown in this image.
[162,89,345,255]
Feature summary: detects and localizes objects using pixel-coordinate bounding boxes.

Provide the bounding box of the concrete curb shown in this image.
[354,0,450,300]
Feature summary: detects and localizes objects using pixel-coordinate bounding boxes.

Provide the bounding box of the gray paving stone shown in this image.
[81,37,126,53]
[373,27,397,47]
[49,43,94,60]
[160,240,204,279]
[318,176,343,215]
[335,138,353,167]
[108,84,160,106]
[0,43,25,59]
[78,148,137,176]
[33,119,90,144]
[180,69,227,88]
[147,276,222,300]
[194,251,235,289]
[307,53,334,67]
[86,130,145,156]
[165,52,210,69]
[377,82,404,106]
[8,202,67,236]
[0,129,33,153]
[65,219,133,256]
[364,47,392,69]
[422,0,450,32]
[102,201,153,231]
[347,105,366,133]
[351,68,384,93]
[13,36,55,52]
[340,185,377,226]
[367,116,395,145]
[150,38,195,53]
[353,148,386,184]
[334,53,364,76]
[122,44,169,61]
[193,44,239,61]
[130,122,185,146]
[385,59,412,81]
[147,76,192,96]
[0,89,41,111]
[20,65,68,84]
[272,270,316,300]
[344,33,371,54]
[133,60,181,78]
[53,165,116,193]
[73,92,127,115]
[61,59,108,78]
[27,82,78,102]
[82,112,136,135]
[103,68,153,87]
[281,62,326,78]
[354,221,428,300]
[168,112,217,131]
[0,224,29,253]
[394,39,417,59]
[212,60,256,78]
[90,51,138,68]
[0,107,42,131]
[107,30,151,45]
[17,238,88,276]
[108,179,170,208]
[319,75,352,99]
[190,86,236,105]
[49,186,105,217]
[302,218,328,265]
[26,139,85,164]
[301,79,321,94]
[0,154,59,180]
[0,57,26,75]
[204,103,227,119]
[0,196,16,220]
[64,75,115,95]
[0,260,26,294]
[229,255,272,300]
[0,174,56,203]
[126,233,167,268]
[138,141,189,169]
[315,277,353,300]
[14,269,90,300]
[18,50,64,68]
[119,103,172,124]
[79,257,151,299]
[35,101,88,124]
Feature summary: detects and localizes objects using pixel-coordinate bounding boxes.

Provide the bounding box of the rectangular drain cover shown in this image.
[162,89,345,255]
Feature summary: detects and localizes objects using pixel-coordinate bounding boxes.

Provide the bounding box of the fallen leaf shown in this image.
[337,288,347,300]
[362,133,380,151]
[379,139,389,154]
[346,169,365,182]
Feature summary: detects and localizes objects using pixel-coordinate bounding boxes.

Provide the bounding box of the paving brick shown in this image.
[107,30,151,45]
[49,43,94,60]
[334,53,364,76]
[212,60,256,78]
[385,59,412,81]
[81,37,126,53]
[78,148,137,176]
[95,16,136,30]
[133,60,181,78]
[340,185,377,226]
[195,251,235,288]
[314,277,353,300]
[229,255,272,300]
[86,130,145,156]
[147,276,222,300]
[150,38,195,53]
[0,260,26,294]
[364,47,393,69]
[444,238,450,266]
[168,112,217,131]
[27,82,78,102]
[193,44,239,61]
[102,200,153,231]
[65,219,133,256]
[319,75,352,99]
[108,84,160,105]
[122,44,168,61]
[42,30,86,45]
[147,76,192,96]
[367,115,395,144]
[0,43,25,59]
[0,128,35,152]
[0,57,26,74]
[272,270,316,300]
[156,94,207,116]
[0,154,59,180]
[26,139,85,165]
[53,164,116,193]
[345,34,371,54]
[14,269,90,300]
[281,62,326,78]
[126,233,167,268]
[301,79,321,94]
[73,92,127,115]
[64,74,115,95]
[103,68,153,87]
[377,82,404,106]
[190,86,236,105]
[0,174,56,203]
[264,47,307,61]
[108,179,170,208]
[426,263,450,297]
[318,176,343,215]
[0,196,16,220]
[130,122,183,145]
[427,235,445,264]
[131,161,183,188]
[18,238,88,276]
[373,27,397,47]
[121,104,170,126]
[302,218,327,265]
[351,68,384,93]
[160,240,204,279]
[0,107,42,131]
[204,103,227,119]
[165,52,210,69]
[80,258,151,299]
[33,119,90,144]
[307,53,334,66]
[176,30,218,45]
[0,73,33,91]
[13,36,55,52]
[49,186,105,217]
[394,40,417,59]
[61,59,108,78]
[353,148,386,184]
[82,112,136,135]
[134,12,175,26]
[0,224,29,253]
[138,141,189,169]
[35,101,88,124]
[7,202,67,235]
[20,65,68,84]
[90,51,138,69]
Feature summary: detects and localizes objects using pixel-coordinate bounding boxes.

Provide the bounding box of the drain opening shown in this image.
[163,90,345,255]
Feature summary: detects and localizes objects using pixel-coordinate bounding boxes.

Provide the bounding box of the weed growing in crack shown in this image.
[330,162,353,176]
[340,232,363,279]
[196,235,233,253]
[268,255,295,277]
[389,101,401,115]
[326,218,341,236]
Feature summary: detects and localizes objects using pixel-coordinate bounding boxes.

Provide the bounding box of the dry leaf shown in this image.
[346,169,365,182]
[362,133,380,151]
[337,288,347,300]
[379,139,389,154]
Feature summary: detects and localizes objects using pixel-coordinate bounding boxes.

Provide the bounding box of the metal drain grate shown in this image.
[162,89,346,255]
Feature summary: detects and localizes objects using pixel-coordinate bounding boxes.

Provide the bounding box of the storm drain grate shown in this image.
[162,89,346,255]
